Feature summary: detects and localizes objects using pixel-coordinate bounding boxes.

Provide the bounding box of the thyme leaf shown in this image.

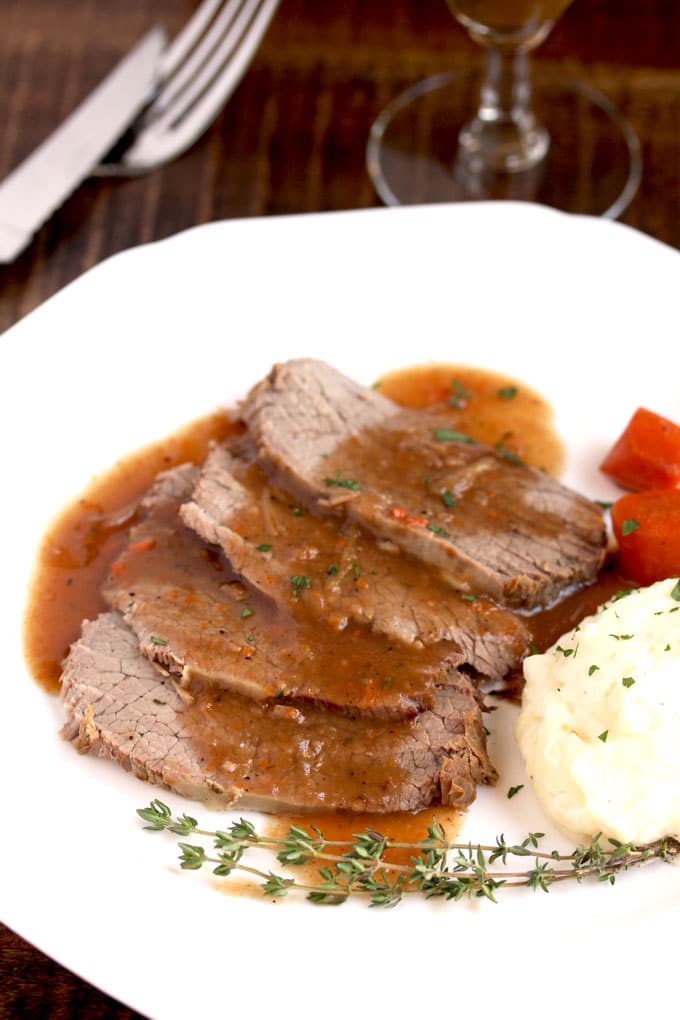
[137,801,680,909]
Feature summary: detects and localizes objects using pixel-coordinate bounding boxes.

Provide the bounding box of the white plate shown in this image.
[2,203,679,1019]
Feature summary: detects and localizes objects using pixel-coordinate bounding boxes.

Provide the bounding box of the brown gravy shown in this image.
[377,363,564,477]
[264,805,464,884]
[24,411,238,693]
[24,362,607,839]
[215,806,464,899]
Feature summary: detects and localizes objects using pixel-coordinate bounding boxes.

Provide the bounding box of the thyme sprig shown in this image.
[137,800,680,908]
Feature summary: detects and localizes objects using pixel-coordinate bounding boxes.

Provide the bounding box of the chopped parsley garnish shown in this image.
[497,386,518,400]
[555,645,574,657]
[598,730,609,743]
[622,676,636,688]
[149,636,168,647]
[588,664,600,676]
[609,633,634,640]
[427,523,449,537]
[291,506,303,517]
[461,594,478,602]
[596,500,614,510]
[352,562,361,578]
[441,489,457,508]
[327,565,339,576]
[495,442,523,466]
[433,428,475,444]
[324,471,361,491]
[255,543,272,553]
[622,518,640,536]
[448,379,471,408]
[290,575,311,598]
[671,580,680,601]
[507,784,524,799]
[241,606,253,619]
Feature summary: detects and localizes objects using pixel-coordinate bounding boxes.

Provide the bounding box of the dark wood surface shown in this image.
[1,0,678,1015]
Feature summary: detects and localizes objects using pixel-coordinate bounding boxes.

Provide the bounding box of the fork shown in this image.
[95,0,280,176]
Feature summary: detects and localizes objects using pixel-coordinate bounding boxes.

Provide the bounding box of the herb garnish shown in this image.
[327,565,339,576]
[324,471,361,491]
[507,785,524,799]
[427,523,449,538]
[441,490,457,507]
[598,730,609,743]
[461,594,478,602]
[138,800,680,908]
[256,543,272,553]
[622,519,640,536]
[241,606,253,619]
[433,428,475,444]
[495,442,523,466]
[596,501,614,510]
[448,379,471,409]
[290,575,311,598]
[555,645,574,657]
[622,677,636,688]
[149,636,168,646]
[671,580,680,602]
[588,665,600,676]
[497,386,518,400]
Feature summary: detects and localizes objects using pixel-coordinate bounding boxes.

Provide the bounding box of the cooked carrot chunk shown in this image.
[600,407,680,491]
[611,489,680,584]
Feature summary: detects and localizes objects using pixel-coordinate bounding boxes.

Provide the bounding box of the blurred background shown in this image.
[0,0,678,336]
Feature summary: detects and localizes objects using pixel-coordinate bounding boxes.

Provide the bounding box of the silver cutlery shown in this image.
[0,0,279,263]
[95,0,280,176]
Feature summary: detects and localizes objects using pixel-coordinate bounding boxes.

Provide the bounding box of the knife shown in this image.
[0,27,166,264]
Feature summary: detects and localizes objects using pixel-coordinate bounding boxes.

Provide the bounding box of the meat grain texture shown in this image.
[59,359,607,816]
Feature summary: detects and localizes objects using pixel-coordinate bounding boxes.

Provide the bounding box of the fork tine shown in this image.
[149,0,259,122]
[122,0,279,170]
[156,0,226,81]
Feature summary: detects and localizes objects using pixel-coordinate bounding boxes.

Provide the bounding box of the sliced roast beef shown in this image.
[180,444,530,681]
[242,359,607,609]
[103,465,463,718]
[61,612,496,813]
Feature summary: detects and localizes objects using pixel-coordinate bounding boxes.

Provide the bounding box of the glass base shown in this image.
[367,69,642,219]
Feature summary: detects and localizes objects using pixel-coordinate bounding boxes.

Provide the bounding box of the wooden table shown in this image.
[1,1,678,1014]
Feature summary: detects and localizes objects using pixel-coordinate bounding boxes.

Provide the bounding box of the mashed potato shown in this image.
[515,577,680,844]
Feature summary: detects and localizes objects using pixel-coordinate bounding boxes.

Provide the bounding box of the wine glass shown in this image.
[367,0,641,218]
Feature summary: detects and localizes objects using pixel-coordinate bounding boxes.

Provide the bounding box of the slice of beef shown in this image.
[242,359,607,609]
[180,444,530,682]
[60,612,497,813]
[103,465,462,718]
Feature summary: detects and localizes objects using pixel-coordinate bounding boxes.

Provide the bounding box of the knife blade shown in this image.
[0,27,166,264]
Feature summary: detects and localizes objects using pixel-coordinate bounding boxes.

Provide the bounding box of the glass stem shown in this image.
[458,45,549,173]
